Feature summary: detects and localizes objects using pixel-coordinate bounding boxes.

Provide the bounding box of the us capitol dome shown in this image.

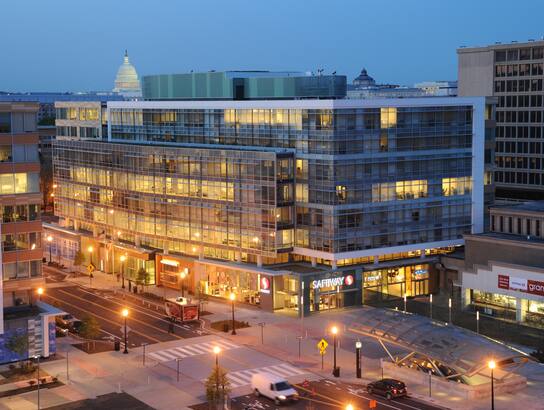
[113,50,142,98]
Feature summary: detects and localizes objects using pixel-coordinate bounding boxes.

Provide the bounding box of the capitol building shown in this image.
[113,50,141,98]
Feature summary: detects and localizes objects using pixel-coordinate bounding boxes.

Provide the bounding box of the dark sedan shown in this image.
[366,378,407,400]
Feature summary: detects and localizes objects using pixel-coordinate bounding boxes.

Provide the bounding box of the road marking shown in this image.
[220,364,307,389]
[53,288,183,340]
[148,339,241,363]
[346,386,424,410]
[43,294,163,343]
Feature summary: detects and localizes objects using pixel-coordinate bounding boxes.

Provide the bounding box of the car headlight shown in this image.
[278,395,286,400]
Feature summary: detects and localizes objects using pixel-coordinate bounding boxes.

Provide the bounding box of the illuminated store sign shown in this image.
[498,275,544,297]
[312,274,354,289]
[260,277,271,294]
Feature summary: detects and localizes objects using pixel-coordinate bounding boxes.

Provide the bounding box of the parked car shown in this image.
[56,314,78,328]
[71,320,84,334]
[366,378,407,400]
[56,326,69,337]
[251,372,298,405]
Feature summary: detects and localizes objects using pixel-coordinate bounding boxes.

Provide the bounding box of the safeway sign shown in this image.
[498,275,544,297]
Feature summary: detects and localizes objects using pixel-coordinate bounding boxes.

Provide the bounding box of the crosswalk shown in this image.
[148,339,240,362]
[225,364,307,389]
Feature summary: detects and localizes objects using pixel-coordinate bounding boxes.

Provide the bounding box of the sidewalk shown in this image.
[40,266,544,410]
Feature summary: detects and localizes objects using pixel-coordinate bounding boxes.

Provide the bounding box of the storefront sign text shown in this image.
[312,274,354,289]
[498,274,544,296]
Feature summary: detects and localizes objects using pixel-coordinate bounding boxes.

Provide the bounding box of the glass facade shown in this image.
[363,264,430,301]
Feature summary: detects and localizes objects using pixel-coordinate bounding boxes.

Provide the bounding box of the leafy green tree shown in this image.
[205,365,231,407]
[5,333,29,369]
[73,250,85,272]
[136,267,147,292]
[79,315,101,350]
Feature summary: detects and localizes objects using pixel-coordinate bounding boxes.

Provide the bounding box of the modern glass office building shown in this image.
[51,72,493,316]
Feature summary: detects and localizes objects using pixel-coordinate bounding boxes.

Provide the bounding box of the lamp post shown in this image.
[37,287,44,302]
[346,404,354,410]
[213,346,221,367]
[331,325,339,377]
[180,268,188,297]
[429,293,433,320]
[476,310,480,334]
[403,294,407,314]
[120,255,126,289]
[448,298,452,324]
[122,308,129,354]
[213,346,221,401]
[229,292,236,335]
[488,360,496,410]
[46,235,53,263]
[88,245,94,266]
[355,340,362,378]
[34,354,41,409]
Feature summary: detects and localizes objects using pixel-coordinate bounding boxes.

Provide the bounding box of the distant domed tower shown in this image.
[353,68,376,88]
[113,50,142,98]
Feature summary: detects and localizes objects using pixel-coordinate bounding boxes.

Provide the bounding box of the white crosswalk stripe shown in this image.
[148,339,240,362]
[225,363,307,389]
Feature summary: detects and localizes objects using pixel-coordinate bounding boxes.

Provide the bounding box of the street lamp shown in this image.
[331,325,339,377]
[488,360,496,410]
[355,341,362,378]
[37,287,44,302]
[46,235,53,263]
[180,268,188,297]
[403,294,407,314]
[122,308,129,354]
[345,404,354,410]
[87,245,94,266]
[213,346,221,367]
[448,297,452,324]
[120,255,126,289]
[229,292,236,335]
[34,354,41,409]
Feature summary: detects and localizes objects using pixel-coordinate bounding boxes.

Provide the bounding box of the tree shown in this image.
[5,333,29,369]
[205,365,231,408]
[136,267,147,293]
[73,250,85,272]
[79,315,101,350]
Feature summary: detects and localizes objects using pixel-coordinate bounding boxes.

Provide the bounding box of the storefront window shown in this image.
[363,264,429,301]
[309,271,358,312]
[200,266,261,305]
[472,290,517,309]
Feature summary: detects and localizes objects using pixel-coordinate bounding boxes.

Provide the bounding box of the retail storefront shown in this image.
[462,262,544,326]
[362,263,433,302]
[304,270,362,314]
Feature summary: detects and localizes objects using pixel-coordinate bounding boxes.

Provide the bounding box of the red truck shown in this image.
[165,297,199,322]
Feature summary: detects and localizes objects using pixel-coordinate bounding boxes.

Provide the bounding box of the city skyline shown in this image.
[1,0,544,92]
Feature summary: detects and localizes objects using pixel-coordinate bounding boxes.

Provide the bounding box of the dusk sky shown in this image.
[2,0,543,92]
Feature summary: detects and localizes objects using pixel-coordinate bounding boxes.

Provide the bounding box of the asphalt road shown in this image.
[200,379,444,410]
[43,268,207,346]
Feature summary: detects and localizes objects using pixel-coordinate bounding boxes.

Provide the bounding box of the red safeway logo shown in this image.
[261,277,270,290]
[344,275,354,286]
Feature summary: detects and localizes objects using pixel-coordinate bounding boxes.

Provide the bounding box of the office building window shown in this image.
[442,177,472,196]
[0,173,40,194]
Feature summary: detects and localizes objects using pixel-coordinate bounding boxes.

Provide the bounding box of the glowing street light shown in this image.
[345,404,354,410]
[213,346,221,367]
[488,360,496,410]
[179,268,188,297]
[229,292,237,335]
[46,235,53,263]
[331,326,339,377]
[37,287,44,301]
[87,245,94,266]
[120,255,126,289]
[122,308,129,354]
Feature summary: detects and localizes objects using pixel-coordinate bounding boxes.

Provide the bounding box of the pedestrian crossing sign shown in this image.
[87,263,95,273]
[317,338,328,354]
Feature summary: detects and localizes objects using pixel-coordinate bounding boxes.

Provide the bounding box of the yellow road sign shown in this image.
[87,263,95,273]
[317,338,328,354]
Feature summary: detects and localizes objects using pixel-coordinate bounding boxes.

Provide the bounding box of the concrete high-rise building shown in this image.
[50,70,493,316]
[458,40,544,200]
[0,102,57,363]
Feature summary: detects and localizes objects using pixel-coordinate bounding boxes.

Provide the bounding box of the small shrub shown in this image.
[28,380,36,386]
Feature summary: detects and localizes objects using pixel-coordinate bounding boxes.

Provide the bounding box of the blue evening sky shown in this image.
[1,0,543,92]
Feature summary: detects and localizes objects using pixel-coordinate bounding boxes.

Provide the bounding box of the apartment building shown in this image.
[458,40,544,199]
[0,102,56,363]
[50,71,493,316]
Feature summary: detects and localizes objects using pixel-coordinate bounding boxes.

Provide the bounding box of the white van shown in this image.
[251,372,299,405]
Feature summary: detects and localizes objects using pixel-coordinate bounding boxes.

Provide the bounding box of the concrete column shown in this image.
[311,257,317,267]
[373,256,379,266]
[516,298,528,322]
[134,235,141,247]
[331,260,337,270]
[73,220,79,231]
[163,241,169,255]
[461,287,471,309]
[257,255,263,267]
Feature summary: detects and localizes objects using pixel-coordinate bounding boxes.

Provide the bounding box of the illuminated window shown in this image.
[484,171,492,185]
[372,180,427,202]
[442,177,472,196]
[336,185,347,202]
[380,107,397,128]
